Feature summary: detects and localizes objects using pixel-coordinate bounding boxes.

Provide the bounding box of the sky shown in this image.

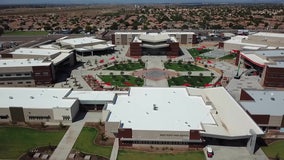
[0,0,283,4]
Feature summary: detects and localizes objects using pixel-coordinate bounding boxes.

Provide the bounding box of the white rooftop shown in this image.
[240,90,284,116]
[68,91,126,104]
[268,62,284,68]
[224,36,267,47]
[0,58,51,68]
[0,88,76,109]
[114,31,195,35]
[139,34,170,43]
[11,48,61,56]
[240,52,269,67]
[188,87,264,138]
[244,50,284,58]
[107,87,215,131]
[59,37,105,46]
[253,32,284,38]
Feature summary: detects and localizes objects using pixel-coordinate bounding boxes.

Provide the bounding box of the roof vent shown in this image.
[30,96,34,99]
[271,97,275,101]
[9,96,13,99]
[153,104,158,111]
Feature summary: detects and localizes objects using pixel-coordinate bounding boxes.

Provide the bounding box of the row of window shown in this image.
[34,72,49,76]
[0,73,31,77]
[29,115,51,120]
[0,115,9,119]
[0,81,32,85]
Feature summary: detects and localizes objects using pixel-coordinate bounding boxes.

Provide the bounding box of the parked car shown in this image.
[206,146,214,158]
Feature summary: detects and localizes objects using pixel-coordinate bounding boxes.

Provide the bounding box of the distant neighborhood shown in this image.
[0,4,283,34]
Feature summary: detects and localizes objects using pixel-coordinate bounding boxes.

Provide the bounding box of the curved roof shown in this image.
[139,34,170,43]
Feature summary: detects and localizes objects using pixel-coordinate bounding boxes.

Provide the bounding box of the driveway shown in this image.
[204,145,268,160]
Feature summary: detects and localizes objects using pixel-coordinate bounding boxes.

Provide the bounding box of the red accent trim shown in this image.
[240,53,265,68]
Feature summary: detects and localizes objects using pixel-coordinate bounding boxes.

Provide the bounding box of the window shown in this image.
[0,82,4,85]
[5,74,11,76]
[16,73,22,76]
[0,115,9,119]
[7,82,12,84]
[29,115,50,120]
[26,81,31,84]
[17,82,23,84]
[24,73,30,76]
[62,115,70,120]
[0,74,3,77]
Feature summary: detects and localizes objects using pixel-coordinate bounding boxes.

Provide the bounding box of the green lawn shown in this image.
[99,75,144,87]
[168,76,215,87]
[3,31,49,36]
[105,62,145,71]
[73,127,112,158]
[164,62,208,71]
[262,140,284,160]
[118,149,205,160]
[219,53,236,60]
[0,127,65,159]
[188,48,212,58]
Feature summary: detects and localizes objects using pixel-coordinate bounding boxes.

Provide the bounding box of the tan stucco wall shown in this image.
[132,130,189,140]
[23,108,54,122]
[0,108,11,122]
[105,121,120,138]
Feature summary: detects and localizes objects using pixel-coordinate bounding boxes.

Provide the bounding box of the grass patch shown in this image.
[219,53,236,60]
[0,127,65,159]
[73,127,112,158]
[168,76,215,87]
[99,75,144,87]
[188,48,212,58]
[105,62,145,71]
[164,62,208,71]
[3,31,49,36]
[262,140,284,160]
[118,149,205,160]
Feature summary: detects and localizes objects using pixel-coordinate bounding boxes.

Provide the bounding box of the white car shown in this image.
[206,146,214,158]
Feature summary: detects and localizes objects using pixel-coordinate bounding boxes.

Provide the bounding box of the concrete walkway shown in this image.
[110,138,119,160]
[142,56,169,87]
[49,112,101,160]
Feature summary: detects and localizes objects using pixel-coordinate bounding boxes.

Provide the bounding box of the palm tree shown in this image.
[188,71,192,77]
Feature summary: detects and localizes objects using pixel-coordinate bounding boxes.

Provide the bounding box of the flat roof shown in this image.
[59,37,105,46]
[268,62,284,68]
[139,34,170,43]
[224,36,267,47]
[240,52,269,67]
[68,91,126,104]
[0,88,76,109]
[240,89,284,116]
[0,58,51,67]
[189,87,264,137]
[243,50,284,58]
[253,32,284,38]
[107,87,216,131]
[11,48,61,56]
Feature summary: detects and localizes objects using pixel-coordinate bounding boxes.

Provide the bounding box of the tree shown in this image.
[0,27,4,35]
[110,22,119,30]
[181,24,189,30]
[199,73,204,77]
[188,71,192,77]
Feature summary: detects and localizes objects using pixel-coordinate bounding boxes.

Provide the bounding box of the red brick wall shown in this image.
[240,89,254,101]
[250,114,270,125]
[189,130,201,140]
[1,53,13,58]
[111,34,115,44]
[262,66,284,88]
[168,42,179,56]
[32,65,54,85]
[130,42,142,56]
[118,128,132,146]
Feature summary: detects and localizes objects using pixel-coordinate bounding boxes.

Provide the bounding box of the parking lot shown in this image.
[203,145,268,160]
